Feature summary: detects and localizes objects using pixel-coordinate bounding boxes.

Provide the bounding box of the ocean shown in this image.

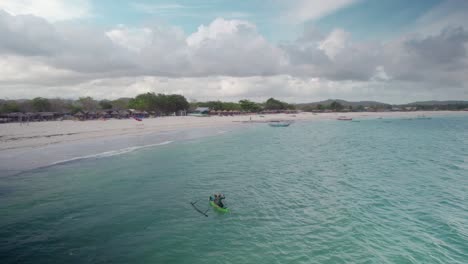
[1,115,467,263]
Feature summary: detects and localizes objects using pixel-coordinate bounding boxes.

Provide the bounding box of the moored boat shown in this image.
[337,116,352,121]
[268,120,291,127]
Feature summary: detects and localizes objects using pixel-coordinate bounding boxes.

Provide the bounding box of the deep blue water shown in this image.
[1,116,467,263]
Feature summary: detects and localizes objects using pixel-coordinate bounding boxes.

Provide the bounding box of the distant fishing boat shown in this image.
[337,116,352,121]
[416,115,431,120]
[268,121,291,127]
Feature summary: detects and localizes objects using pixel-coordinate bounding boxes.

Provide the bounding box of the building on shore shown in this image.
[189,107,210,116]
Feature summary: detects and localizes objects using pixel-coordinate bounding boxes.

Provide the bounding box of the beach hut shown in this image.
[97,111,110,119]
[86,111,97,120]
[25,112,39,121]
[118,110,130,118]
[74,111,85,120]
[111,111,119,118]
[38,112,55,121]
[6,112,24,122]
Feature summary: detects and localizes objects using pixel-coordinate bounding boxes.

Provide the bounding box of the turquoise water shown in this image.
[1,116,467,263]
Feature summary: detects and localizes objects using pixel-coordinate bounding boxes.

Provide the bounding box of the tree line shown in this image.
[193,98,295,112]
[0,94,295,114]
[0,97,132,114]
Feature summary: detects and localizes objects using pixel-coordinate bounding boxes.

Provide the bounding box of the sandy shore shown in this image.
[0,111,466,176]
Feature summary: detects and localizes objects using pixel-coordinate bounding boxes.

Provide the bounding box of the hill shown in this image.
[404,100,468,106]
[296,99,390,108]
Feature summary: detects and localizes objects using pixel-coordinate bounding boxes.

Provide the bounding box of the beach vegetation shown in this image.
[77,97,100,111]
[99,100,113,110]
[111,98,131,110]
[330,101,344,111]
[264,98,295,110]
[196,101,241,111]
[239,100,262,112]
[128,93,189,114]
[0,100,20,113]
[32,97,52,112]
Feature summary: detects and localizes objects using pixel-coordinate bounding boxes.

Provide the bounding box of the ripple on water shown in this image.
[1,116,468,263]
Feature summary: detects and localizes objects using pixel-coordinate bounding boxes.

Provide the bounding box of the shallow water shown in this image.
[1,116,467,263]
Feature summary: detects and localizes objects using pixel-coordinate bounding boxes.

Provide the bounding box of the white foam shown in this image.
[51,141,173,165]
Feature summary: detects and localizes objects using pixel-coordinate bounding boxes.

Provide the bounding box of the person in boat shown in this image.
[213,193,225,208]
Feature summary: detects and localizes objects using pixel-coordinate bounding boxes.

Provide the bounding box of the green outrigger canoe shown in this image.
[209,199,230,213]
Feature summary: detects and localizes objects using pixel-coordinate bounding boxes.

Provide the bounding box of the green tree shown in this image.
[239,99,261,112]
[264,98,289,110]
[99,100,113,110]
[128,93,189,114]
[330,101,343,111]
[128,93,155,111]
[78,97,99,111]
[111,98,130,110]
[167,94,189,113]
[69,105,83,114]
[0,101,20,113]
[32,97,51,112]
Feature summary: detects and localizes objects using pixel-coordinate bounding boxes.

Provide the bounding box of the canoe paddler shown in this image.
[213,193,225,208]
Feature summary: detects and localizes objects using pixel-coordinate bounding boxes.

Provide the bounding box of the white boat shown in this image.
[416,115,431,120]
[268,121,291,127]
[337,116,352,121]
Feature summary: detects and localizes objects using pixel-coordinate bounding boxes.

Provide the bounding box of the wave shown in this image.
[51,141,173,165]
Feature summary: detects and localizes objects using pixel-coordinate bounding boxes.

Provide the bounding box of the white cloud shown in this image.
[3,74,464,104]
[318,28,350,59]
[0,8,468,103]
[187,18,256,47]
[106,26,154,52]
[0,55,81,85]
[186,18,285,76]
[0,0,91,22]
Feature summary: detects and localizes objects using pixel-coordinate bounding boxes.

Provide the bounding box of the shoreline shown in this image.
[1,111,467,176]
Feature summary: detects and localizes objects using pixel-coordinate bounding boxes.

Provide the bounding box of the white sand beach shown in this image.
[0,111,466,176]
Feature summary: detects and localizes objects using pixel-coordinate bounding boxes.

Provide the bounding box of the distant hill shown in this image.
[404,100,468,106]
[296,99,390,108]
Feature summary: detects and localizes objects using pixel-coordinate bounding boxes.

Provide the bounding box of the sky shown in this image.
[0,0,467,103]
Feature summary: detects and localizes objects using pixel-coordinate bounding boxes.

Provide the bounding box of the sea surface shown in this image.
[1,116,467,263]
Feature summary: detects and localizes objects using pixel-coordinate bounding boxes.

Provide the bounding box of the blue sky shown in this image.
[315,0,442,39]
[89,0,443,41]
[91,0,287,39]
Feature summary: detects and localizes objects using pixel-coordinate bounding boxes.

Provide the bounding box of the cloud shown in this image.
[318,29,350,59]
[4,74,465,104]
[0,7,468,103]
[0,55,83,86]
[186,18,284,76]
[383,26,468,86]
[0,0,90,22]
[413,0,468,36]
